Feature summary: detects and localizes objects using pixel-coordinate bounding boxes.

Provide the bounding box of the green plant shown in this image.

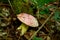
[33,36,43,40]
[53,10,60,21]
[31,0,56,8]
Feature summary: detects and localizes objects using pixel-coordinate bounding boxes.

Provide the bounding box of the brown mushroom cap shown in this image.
[17,13,39,27]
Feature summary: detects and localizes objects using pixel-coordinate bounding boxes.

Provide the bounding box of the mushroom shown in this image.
[17,13,39,36]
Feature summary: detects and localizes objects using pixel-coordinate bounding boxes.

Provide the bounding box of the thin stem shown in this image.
[8,0,15,14]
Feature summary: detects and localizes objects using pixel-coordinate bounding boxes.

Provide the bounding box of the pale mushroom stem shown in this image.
[17,23,29,36]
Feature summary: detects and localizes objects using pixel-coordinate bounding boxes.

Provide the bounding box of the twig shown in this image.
[29,12,54,40]
[8,0,15,14]
[0,3,9,6]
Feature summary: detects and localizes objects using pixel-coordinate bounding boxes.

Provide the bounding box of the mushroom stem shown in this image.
[17,23,29,36]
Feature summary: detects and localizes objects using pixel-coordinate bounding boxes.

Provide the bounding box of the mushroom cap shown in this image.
[17,13,39,27]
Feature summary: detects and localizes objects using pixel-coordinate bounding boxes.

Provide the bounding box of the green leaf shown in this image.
[39,8,50,15]
[31,0,56,8]
[39,5,57,15]
[33,36,43,40]
[39,6,50,15]
[53,10,60,21]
